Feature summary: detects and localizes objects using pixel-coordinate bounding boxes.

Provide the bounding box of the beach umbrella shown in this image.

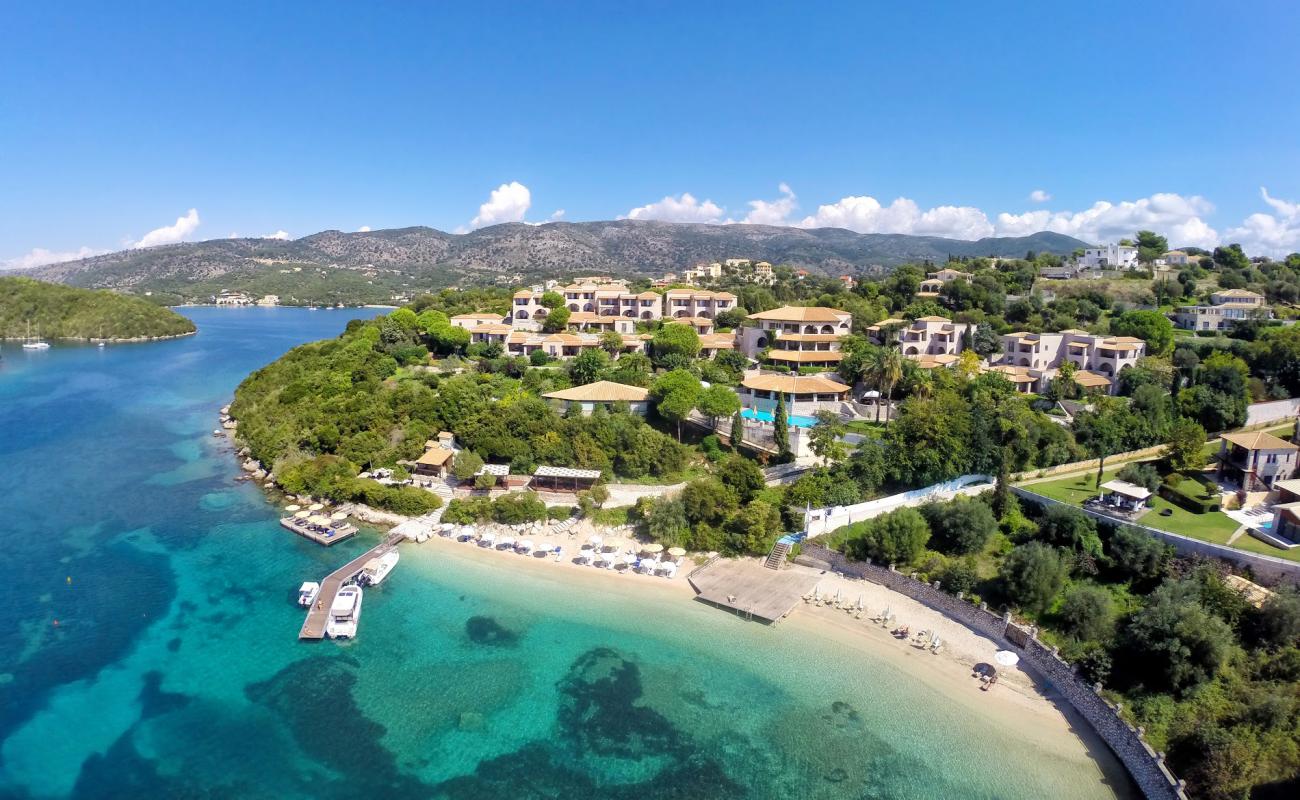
[330,511,348,521]
[667,547,686,557]
[589,534,603,544]
[294,510,311,519]
[308,503,324,511]
[994,650,1020,667]
[642,543,664,553]
[285,504,301,512]
[856,595,863,611]
[602,539,620,552]
[309,515,330,525]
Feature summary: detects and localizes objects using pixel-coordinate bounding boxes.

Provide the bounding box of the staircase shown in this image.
[764,540,792,570]
[425,481,455,526]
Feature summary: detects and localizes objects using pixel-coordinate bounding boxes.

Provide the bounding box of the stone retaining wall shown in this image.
[795,542,1187,800]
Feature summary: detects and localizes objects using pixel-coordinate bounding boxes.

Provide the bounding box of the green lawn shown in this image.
[844,419,885,436]
[1025,468,1242,543]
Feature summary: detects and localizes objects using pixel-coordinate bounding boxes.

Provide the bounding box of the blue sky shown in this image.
[3,0,1299,267]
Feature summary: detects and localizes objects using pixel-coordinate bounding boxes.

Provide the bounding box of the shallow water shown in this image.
[0,307,1128,799]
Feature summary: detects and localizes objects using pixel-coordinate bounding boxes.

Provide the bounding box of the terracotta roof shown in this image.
[914,315,954,323]
[985,365,1036,383]
[513,290,536,298]
[776,333,842,343]
[698,334,735,349]
[636,291,661,299]
[747,306,847,323]
[542,381,650,403]
[866,318,905,330]
[908,353,960,369]
[741,374,850,394]
[1214,289,1264,298]
[1221,430,1299,451]
[469,323,512,334]
[1073,370,1113,388]
[453,312,506,321]
[767,350,844,363]
[416,447,454,466]
[567,311,614,324]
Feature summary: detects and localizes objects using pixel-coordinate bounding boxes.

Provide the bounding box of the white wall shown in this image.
[803,474,995,538]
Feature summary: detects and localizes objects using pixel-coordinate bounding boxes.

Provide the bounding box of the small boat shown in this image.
[22,321,49,349]
[97,342,105,348]
[359,551,399,586]
[326,585,363,639]
[298,581,321,607]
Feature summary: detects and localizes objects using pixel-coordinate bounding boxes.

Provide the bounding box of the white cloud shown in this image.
[799,194,995,239]
[467,181,531,230]
[549,209,565,221]
[1222,187,1300,257]
[995,193,1218,248]
[133,208,201,248]
[742,183,798,226]
[357,225,372,232]
[2,246,103,270]
[1029,189,1052,203]
[259,230,290,240]
[623,192,726,224]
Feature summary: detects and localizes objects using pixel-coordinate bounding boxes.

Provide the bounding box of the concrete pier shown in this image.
[299,532,403,640]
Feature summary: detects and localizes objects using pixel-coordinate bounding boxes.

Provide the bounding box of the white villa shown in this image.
[1077,243,1139,270]
[663,288,737,320]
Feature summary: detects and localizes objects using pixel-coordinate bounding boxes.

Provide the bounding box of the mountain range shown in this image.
[23,221,1087,303]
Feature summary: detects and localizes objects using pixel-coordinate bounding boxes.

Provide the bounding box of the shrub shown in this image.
[492,492,548,524]
[922,496,998,555]
[547,505,577,521]
[842,507,930,566]
[1116,462,1161,492]
[1000,542,1070,614]
[1058,584,1116,641]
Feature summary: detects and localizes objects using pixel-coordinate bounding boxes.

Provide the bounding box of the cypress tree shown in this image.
[773,392,790,459]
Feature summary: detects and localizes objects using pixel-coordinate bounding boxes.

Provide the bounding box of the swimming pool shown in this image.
[741,408,819,427]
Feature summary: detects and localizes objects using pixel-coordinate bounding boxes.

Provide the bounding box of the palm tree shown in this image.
[866,347,905,424]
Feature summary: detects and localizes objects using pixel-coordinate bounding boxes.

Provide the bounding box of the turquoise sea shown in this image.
[0,307,1130,799]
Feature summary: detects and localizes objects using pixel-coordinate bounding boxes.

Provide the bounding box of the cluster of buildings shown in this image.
[680,258,775,286]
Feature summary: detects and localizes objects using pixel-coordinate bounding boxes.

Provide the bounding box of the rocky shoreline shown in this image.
[0,329,196,343]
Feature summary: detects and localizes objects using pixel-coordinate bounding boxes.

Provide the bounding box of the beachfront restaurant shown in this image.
[411,441,455,479]
[532,465,602,492]
[738,373,850,417]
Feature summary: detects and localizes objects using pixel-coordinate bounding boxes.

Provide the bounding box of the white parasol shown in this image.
[330,511,348,521]
[667,547,687,557]
[994,650,1020,667]
[642,543,664,553]
[284,504,301,512]
[294,510,311,519]
[308,503,325,511]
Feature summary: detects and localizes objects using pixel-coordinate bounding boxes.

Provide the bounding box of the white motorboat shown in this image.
[22,341,49,350]
[297,581,321,607]
[326,585,363,639]
[359,551,400,586]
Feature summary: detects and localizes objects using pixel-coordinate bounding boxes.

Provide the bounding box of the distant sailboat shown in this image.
[22,321,50,350]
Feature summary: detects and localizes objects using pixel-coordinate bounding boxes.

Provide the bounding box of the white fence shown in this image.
[803,474,995,538]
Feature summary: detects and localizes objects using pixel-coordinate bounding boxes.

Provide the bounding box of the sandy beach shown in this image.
[403,527,1129,790]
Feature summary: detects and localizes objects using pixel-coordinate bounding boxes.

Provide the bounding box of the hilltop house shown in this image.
[1174,289,1270,331]
[1077,243,1139,270]
[916,268,973,298]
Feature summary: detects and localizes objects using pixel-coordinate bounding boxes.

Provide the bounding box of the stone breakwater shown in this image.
[796,542,1187,800]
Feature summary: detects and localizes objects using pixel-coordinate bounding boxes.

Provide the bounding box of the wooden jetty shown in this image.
[299,532,404,640]
[688,558,820,624]
[280,516,358,546]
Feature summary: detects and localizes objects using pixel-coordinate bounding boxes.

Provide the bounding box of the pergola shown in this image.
[532,465,602,492]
